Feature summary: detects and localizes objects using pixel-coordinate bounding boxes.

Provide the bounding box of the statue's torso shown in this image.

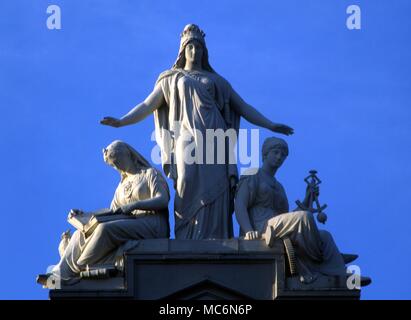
[249,170,289,233]
[111,169,154,214]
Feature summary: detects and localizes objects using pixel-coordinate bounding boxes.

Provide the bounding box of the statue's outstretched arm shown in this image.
[230,89,294,136]
[100,84,165,127]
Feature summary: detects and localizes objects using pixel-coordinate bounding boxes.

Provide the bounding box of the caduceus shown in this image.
[296,170,328,224]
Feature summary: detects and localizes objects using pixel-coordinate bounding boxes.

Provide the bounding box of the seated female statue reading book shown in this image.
[38,140,170,286]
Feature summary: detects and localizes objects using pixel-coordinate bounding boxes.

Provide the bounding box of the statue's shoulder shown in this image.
[142,167,157,178]
[236,168,260,203]
[237,168,260,188]
[209,71,232,88]
[239,168,260,179]
[144,167,168,183]
[155,69,182,85]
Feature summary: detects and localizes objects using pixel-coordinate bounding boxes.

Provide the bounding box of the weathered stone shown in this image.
[49,239,360,300]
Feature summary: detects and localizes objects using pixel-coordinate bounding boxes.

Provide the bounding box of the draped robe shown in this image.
[154,69,240,239]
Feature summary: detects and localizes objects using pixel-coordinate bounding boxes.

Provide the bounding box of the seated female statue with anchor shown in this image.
[234,137,371,285]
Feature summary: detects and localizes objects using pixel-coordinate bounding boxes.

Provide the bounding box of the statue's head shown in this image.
[172,24,214,72]
[103,140,151,176]
[262,137,289,169]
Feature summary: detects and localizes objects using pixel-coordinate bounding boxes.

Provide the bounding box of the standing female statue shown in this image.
[38,140,170,286]
[101,24,293,240]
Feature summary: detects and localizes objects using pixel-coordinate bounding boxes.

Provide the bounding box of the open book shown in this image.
[67,208,134,238]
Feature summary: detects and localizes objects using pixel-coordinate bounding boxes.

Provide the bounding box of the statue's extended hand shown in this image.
[271,123,294,136]
[100,117,122,128]
[244,230,260,240]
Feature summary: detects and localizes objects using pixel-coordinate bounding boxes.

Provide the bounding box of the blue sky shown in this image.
[0,0,410,299]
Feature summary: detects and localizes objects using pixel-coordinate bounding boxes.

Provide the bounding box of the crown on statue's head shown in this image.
[180,24,206,46]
